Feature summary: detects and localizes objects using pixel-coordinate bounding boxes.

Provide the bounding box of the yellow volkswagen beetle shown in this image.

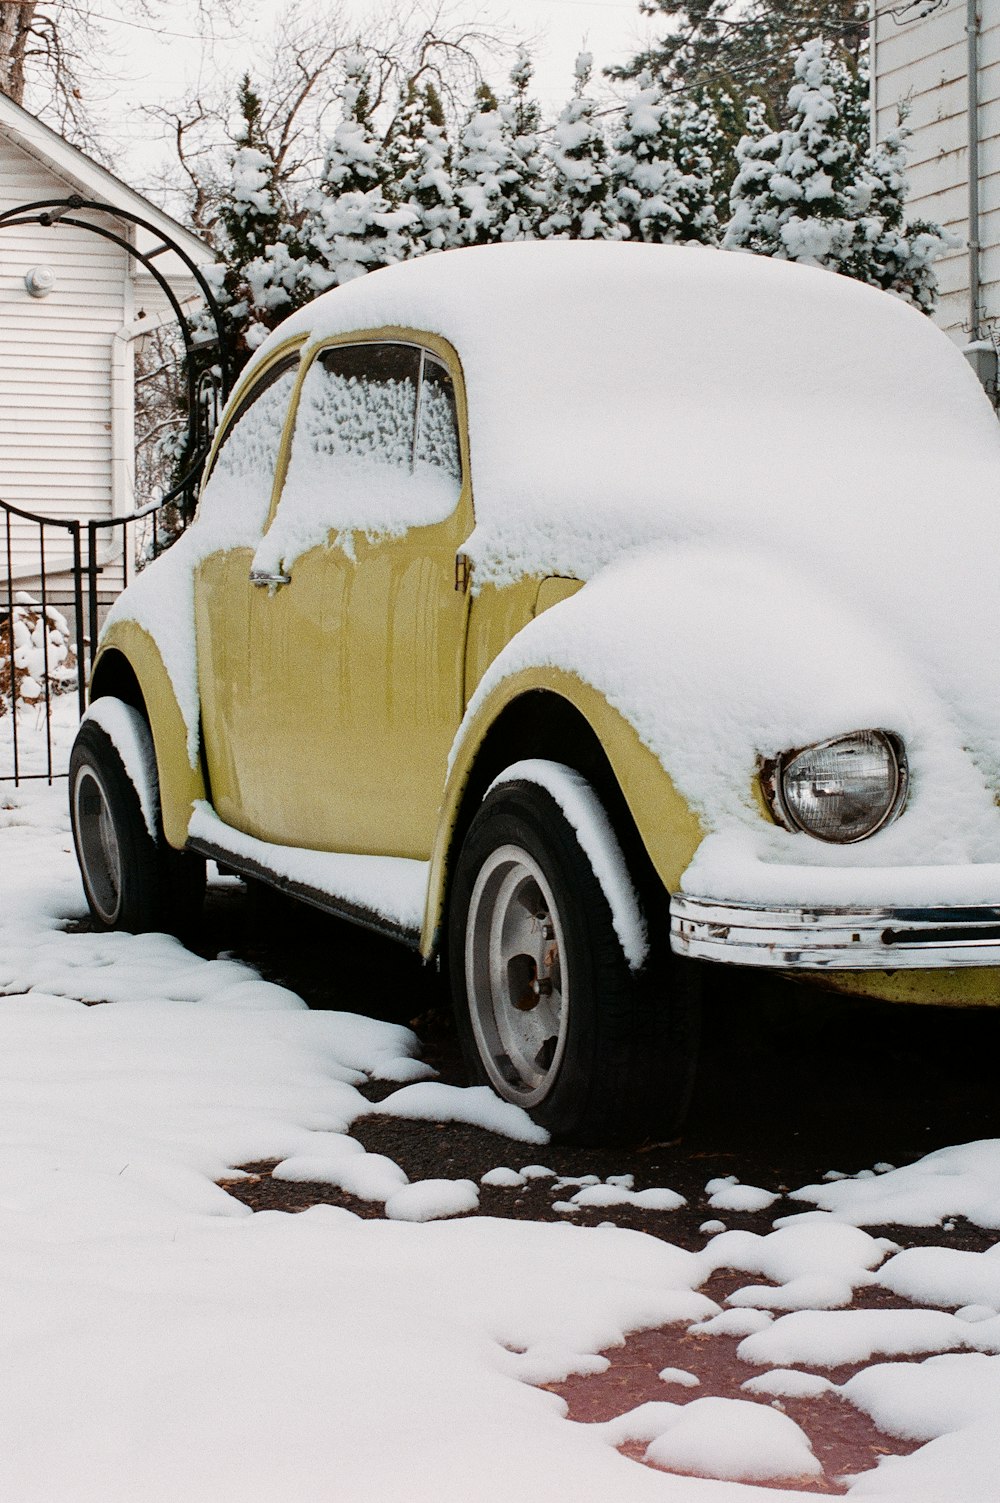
[70,241,1000,1142]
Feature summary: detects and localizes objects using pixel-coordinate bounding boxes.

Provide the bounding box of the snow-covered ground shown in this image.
[2,736,1000,1500]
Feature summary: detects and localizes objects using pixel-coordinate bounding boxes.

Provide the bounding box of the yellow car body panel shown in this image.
[421,665,705,956]
[533,576,584,617]
[811,968,1000,1007]
[90,619,205,849]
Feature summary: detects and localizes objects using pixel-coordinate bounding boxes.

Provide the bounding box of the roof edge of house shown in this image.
[0,91,213,269]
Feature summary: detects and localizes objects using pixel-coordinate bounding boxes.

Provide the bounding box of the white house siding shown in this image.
[873,0,1000,341]
[0,133,131,593]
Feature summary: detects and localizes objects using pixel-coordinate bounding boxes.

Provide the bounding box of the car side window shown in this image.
[260,342,464,564]
[198,357,299,530]
[313,343,421,472]
[415,354,462,501]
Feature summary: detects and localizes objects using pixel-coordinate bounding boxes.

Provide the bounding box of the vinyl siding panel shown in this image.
[873,2,1000,340]
[0,136,128,581]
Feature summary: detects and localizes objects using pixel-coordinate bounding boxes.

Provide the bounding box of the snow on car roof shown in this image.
[249,240,1000,590]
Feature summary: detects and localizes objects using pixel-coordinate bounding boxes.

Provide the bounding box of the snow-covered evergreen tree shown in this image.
[676,84,746,226]
[541,53,620,241]
[387,80,458,254]
[452,55,550,245]
[300,51,418,289]
[851,122,948,315]
[610,73,717,245]
[495,49,550,241]
[210,76,296,352]
[451,83,510,245]
[724,38,948,312]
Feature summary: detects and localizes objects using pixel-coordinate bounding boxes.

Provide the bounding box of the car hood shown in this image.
[464,539,1000,894]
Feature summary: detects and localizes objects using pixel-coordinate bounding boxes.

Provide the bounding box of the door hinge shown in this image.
[454,552,471,593]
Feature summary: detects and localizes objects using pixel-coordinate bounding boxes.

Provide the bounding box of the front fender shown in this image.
[90,620,205,850]
[422,665,703,956]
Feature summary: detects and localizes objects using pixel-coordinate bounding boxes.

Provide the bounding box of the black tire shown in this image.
[448,779,700,1145]
[69,712,205,935]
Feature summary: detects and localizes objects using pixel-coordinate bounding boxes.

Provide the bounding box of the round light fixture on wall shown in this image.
[25,266,56,298]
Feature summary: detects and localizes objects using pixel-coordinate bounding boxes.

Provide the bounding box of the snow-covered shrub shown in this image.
[724,38,949,312]
[540,53,621,242]
[610,73,719,245]
[452,54,550,247]
[388,81,459,254]
[0,596,78,714]
[209,76,298,355]
[300,52,419,290]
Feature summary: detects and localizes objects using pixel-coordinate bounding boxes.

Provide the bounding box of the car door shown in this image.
[233,335,473,859]
[193,349,302,829]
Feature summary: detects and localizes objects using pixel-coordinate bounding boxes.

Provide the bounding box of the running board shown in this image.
[186,802,427,950]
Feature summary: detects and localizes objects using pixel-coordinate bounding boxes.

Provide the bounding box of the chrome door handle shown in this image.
[249,569,291,589]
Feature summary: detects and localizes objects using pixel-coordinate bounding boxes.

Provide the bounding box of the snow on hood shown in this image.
[465,544,1000,896]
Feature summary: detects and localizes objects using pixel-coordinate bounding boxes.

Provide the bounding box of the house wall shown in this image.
[0,132,132,594]
[872,0,1000,342]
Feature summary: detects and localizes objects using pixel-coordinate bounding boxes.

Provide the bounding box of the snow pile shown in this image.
[877,1246,1000,1312]
[364,1081,549,1143]
[569,1183,685,1212]
[658,1367,700,1388]
[272,1137,410,1201]
[741,1370,835,1399]
[841,1354,1000,1498]
[593,1397,821,1483]
[643,1397,821,1483]
[481,1166,527,1187]
[385,1178,480,1221]
[0,594,78,710]
[736,1306,1000,1369]
[702,1222,891,1313]
[705,1176,779,1214]
[789,1141,1000,1230]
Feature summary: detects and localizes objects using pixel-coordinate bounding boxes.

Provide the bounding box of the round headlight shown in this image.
[770,730,908,844]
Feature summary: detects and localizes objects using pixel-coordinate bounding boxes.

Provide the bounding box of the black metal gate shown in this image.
[0,197,234,785]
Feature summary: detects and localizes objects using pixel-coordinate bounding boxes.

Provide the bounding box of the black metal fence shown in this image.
[1,451,209,785]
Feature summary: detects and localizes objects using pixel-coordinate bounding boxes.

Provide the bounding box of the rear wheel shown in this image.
[69,712,204,934]
[449,779,700,1145]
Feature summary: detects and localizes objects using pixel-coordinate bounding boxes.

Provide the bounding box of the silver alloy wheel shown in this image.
[72,763,123,925]
[465,843,570,1108]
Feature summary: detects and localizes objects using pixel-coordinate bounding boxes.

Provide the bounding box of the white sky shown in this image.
[94,0,662,192]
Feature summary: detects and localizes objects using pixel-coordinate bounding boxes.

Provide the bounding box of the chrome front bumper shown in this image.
[669,895,1000,970]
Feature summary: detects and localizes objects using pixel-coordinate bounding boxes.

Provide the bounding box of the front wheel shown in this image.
[448,779,700,1145]
[69,710,204,934]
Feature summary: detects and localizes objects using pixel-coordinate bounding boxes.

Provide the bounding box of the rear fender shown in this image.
[89,621,205,849]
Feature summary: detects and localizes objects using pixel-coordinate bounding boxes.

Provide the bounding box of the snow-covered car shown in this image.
[70,241,1000,1143]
